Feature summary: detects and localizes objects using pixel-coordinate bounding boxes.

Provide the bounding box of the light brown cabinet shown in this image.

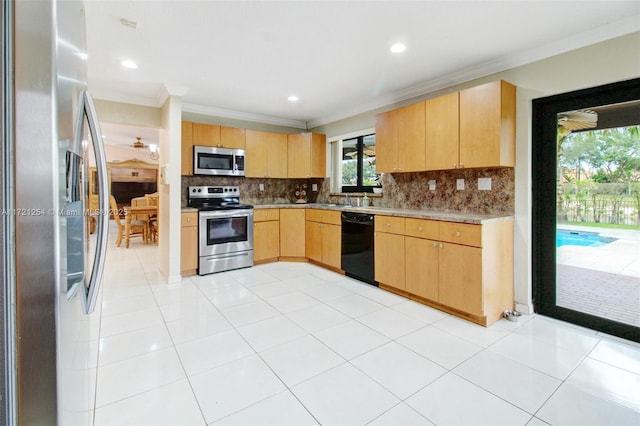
[220,126,246,149]
[287,133,326,178]
[190,122,246,149]
[376,214,514,326]
[305,209,341,269]
[253,209,280,263]
[425,92,459,171]
[180,211,198,276]
[245,130,287,178]
[181,121,193,176]
[374,216,406,291]
[459,80,516,168]
[193,122,220,147]
[279,209,306,258]
[376,80,516,172]
[375,103,425,173]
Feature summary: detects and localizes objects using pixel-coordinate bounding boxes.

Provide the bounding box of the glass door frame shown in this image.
[532,77,640,343]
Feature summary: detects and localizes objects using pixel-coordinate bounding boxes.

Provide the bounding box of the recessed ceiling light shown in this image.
[288,95,299,102]
[390,43,407,53]
[121,60,138,69]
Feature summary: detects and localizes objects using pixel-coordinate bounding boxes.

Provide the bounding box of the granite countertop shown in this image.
[181,206,198,212]
[252,203,513,224]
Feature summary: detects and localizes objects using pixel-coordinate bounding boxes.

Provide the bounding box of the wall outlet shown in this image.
[478,177,492,190]
[456,179,465,190]
[259,183,264,191]
[428,180,436,191]
[312,183,318,191]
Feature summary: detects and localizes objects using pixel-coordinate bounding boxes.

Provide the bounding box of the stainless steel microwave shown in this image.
[193,145,246,176]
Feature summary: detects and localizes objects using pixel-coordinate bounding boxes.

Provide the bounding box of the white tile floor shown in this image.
[91,235,640,426]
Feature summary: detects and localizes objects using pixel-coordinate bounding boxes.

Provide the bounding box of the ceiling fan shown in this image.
[557,109,598,132]
[131,137,159,160]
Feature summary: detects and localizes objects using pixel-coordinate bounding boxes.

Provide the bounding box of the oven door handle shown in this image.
[205,252,251,261]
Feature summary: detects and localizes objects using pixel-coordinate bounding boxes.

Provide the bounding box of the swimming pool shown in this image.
[557,229,618,247]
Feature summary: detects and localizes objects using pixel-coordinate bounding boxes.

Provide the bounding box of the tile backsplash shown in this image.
[181,176,324,206]
[181,167,514,215]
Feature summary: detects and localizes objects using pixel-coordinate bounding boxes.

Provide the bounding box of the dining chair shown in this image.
[110,195,146,247]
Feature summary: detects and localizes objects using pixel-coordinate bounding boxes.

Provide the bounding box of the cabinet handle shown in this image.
[452,163,457,168]
[385,223,390,228]
[418,226,423,232]
[455,231,461,237]
[432,242,437,247]
[439,243,444,248]
[459,162,464,168]
[186,217,191,222]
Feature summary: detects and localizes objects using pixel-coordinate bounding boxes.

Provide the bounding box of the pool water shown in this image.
[556,229,618,247]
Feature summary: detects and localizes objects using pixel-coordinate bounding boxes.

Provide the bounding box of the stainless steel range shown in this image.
[187,186,254,275]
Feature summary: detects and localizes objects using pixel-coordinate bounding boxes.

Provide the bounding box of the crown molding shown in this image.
[181,102,308,129]
[307,14,640,129]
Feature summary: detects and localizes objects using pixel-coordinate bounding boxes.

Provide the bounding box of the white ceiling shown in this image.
[85,1,640,131]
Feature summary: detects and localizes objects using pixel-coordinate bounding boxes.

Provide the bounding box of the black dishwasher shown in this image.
[341,212,376,285]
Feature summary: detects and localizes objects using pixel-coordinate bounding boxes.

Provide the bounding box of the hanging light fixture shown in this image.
[149,143,159,160]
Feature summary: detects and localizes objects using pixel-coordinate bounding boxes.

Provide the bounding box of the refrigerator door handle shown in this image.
[77,91,109,314]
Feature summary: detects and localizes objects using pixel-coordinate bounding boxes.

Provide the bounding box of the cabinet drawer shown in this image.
[405,218,439,240]
[254,208,280,222]
[306,209,341,225]
[374,215,405,235]
[181,212,198,227]
[439,222,481,247]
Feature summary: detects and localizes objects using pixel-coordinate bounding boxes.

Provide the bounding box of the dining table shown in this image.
[124,205,158,248]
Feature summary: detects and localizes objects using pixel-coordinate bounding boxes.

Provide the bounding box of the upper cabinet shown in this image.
[181,121,193,176]
[245,130,288,178]
[181,121,326,178]
[192,122,246,149]
[459,80,515,168]
[425,91,459,171]
[376,103,426,173]
[287,133,326,178]
[376,80,516,173]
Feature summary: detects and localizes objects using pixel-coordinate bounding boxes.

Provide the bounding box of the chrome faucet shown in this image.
[345,195,351,206]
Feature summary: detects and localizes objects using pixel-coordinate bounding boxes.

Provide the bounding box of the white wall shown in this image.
[312,32,640,313]
[159,96,183,283]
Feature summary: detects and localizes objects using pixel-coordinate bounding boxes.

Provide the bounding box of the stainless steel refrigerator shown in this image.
[2,0,109,424]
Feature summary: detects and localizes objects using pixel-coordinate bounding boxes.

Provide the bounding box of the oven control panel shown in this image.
[188,186,240,199]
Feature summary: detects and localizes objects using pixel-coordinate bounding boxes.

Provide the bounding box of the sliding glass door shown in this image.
[532,78,640,343]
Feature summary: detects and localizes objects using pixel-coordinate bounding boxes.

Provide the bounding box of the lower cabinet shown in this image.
[305,209,341,270]
[374,216,406,291]
[376,215,514,326]
[279,209,306,258]
[254,209,280,263]
[180,211,198,276]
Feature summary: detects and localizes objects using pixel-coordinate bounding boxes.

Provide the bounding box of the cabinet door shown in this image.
[245,130,268,177]
[375,110,397,173]
[181,121,193,176]
[425,92,459,171]
[287,133,309,178]
[193,123,221,147]
[280,209,305,257]
[374,232,405,290]
[254,220,280,262]
[438,243,483,316]
[397,102,426,172]
[180,225,198,272]
[305,221,322,262]
[220,126,245,149]
[321,223,341,269]
[459,80,515,168]
[309,133,326,178]
[267,132,288,178]
[405,237,439,301]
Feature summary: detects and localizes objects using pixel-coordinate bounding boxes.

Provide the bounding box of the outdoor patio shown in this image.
[556,225,640,327]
